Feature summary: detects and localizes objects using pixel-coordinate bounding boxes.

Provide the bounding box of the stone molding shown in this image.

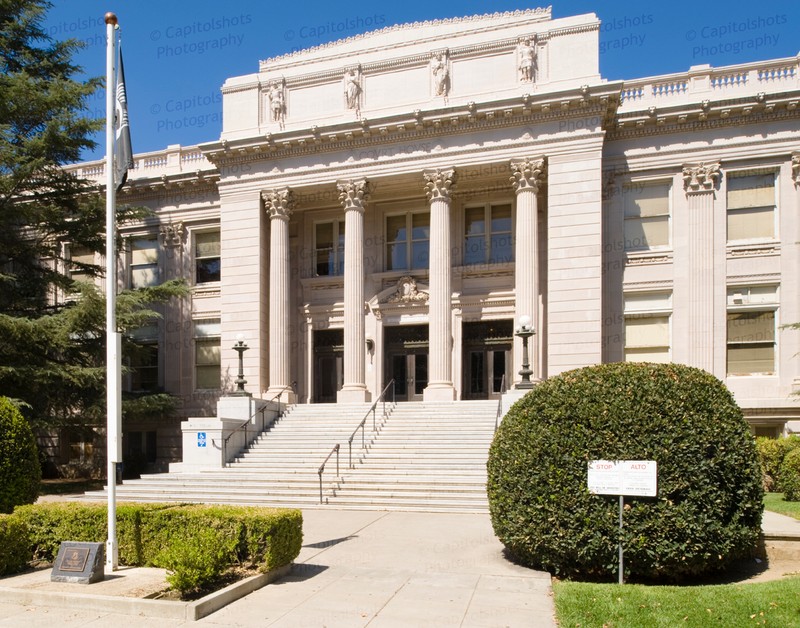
[792,151,800,185]
[682,162,720,194]
[262,188,295,219]
[423,168,456,202]
[337,179,370,212]
[159,222,185,248]
[510,157,546,193]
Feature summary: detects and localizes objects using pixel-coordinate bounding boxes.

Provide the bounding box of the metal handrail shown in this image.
[318,443,340,504]
[222,382,295,464]
[494,374,507,432]
[347,379,395,469]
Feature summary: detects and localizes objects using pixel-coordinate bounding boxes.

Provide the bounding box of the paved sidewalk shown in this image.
[0,509,556,627]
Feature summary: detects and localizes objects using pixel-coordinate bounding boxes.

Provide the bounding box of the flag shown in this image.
[114,47,133,191]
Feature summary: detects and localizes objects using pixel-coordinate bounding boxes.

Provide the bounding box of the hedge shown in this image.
[0,514,30,575]
[0,397,41,514]
[488,362,764,582]
[780,448,800,502]
[756,435,800,492]
[7,502,303,593]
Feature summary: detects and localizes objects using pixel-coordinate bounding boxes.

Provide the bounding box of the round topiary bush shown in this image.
[0,397,41,514]
[779,448,800,502]
[487,362,763,582]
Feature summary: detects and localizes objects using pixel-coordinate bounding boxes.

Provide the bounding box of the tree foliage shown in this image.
[0,396,41,513]
[0,1,187,432]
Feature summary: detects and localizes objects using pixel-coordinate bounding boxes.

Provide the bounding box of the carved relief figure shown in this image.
[430,52,450,99]
[344,69,362,116]
[268,81,286,129]
[518,39,536,82]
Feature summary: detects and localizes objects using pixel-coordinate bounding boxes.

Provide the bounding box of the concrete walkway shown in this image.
[0,509,556,627]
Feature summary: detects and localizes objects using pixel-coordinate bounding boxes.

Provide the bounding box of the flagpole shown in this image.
[105,11,121,571]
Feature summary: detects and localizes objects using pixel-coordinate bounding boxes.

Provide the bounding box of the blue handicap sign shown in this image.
[197,432,207,448]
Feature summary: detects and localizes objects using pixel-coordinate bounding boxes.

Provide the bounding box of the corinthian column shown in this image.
[337,179,370,403]
[510,157,546,384]
[682,162,720,373]
[423,168,456,401]
[262,188,295,401]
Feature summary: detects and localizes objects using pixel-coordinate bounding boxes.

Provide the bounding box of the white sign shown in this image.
[588,460,657,497]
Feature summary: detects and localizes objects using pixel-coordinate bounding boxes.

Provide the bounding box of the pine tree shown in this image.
[0,1,188,437]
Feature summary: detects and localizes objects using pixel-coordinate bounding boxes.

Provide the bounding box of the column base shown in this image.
[266,387,297,405]
[337,386,370,403]
[423,384,456,402]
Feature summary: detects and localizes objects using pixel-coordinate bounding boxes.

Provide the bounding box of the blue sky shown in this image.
[42,1,799,162]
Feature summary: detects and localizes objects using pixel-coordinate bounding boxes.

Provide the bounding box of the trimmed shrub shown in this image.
[756,435,800,492]
[0,397,41,513]
[780,448,800,502]
[156,526,239,593]
[8,502,303,593]
[488,362,763,582]
[0,514,30,575]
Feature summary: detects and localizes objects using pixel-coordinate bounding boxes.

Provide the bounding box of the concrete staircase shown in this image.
[81,400,497,513]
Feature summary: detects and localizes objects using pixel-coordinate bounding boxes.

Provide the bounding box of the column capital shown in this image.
[337,179,371,212]
[423,168,456,203]
[510,157,546,194]
[682,162,721,194]
[792,151,800,186]
[159,221,185,248]
[262,188,295,220]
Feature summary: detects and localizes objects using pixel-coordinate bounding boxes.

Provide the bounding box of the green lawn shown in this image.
[763,493,800,520]
[554,577,800,627]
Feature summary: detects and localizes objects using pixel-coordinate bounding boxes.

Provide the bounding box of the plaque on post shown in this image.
[51,541,105,584]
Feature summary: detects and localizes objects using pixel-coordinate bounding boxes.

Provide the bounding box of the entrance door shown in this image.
[462,320,513,399]
[313,329,343,403]
[384,324,428,402]
[390,352,428,401]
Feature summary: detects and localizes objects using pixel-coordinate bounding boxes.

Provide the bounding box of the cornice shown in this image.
[259,8,552,68]
[608,94,799,141]
[118,173,220,200]
[204,88,618,171]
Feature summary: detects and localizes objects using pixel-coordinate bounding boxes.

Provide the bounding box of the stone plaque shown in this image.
[51,541,105,584]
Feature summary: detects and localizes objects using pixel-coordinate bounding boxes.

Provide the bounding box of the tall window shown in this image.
[194,319,221,390]
[314,221,344,276]
[727,286,777,375]
[127,324,159,392]
[623,292,671,362]
[195,231,220,283]
[727,172,776,242]
[464,203,513,264]
[386,212,430,271]
[68,245,95,284]
[623,183,670,251]
[130,237,159,288]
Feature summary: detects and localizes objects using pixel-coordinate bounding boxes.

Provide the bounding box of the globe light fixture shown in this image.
[232,334,250,396]
[515,315,535,389]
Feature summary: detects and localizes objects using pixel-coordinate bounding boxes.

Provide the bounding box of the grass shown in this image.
[553,577,800,627]
[763,493,800,520]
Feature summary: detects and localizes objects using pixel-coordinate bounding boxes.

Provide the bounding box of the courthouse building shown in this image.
[69,7,800,467]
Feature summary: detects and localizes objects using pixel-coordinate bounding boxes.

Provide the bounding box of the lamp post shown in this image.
[232,334,250,396]
[515,314,535,389]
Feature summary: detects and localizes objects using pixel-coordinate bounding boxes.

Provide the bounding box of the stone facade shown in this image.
[69,8,800,465]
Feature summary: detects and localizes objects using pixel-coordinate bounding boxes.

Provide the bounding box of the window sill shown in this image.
[726,242,780,257]
[624,250,673,265]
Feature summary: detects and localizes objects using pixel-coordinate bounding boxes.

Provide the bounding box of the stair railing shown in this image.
[222,382,295,465]
[494,374,506,432]
[318,444,339,504]
[348,379,395,469]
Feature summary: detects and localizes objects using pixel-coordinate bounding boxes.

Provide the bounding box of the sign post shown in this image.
[588,460,658,584]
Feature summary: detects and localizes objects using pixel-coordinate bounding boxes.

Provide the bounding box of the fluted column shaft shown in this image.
[263,189,294,399]
[423,169,456,401]
[683,163,720,373]
[338,180,369,402]
[511,158,546,384]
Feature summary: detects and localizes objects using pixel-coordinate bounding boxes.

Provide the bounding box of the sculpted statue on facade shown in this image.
[268,80,286,130]
[430,52,450,100]
[344,69,362,116]
[386,276,429,303]
[518,38,536,82]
